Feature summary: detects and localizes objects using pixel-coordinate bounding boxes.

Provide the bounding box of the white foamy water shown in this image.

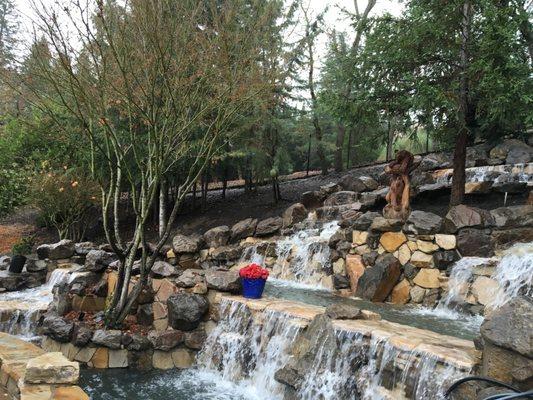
[0,268,71,339]
[240,220,339,289]
[490,242,533,308]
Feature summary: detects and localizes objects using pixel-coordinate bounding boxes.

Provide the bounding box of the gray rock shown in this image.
[204,226,231,248]
[25,258,48,273]
[282,203,308,227]
[92,329,123,349]
[359,176,379,191]
[481,296,532,357]
[36,240,75,260]
[325,304,362,320]
[444,205,494,233]
[419,152,452,171]
[316,203,362,221]
[176,269,206,288]
[172,234,204,254]
[230,218,258,241]
[490,205,533,229]
[490,139,532,164]
[332,274,350,290]
[403,263,419,281]
[493,175,528,193]
[43,315,74,343]
[68,272,101,295]
[205,270,241,293]
[370,217,403,232]
[0,270,29,291]
[362,251,379,267]
[210,245,242,261]
[338,175,367,192]
[72,325,93,347]
[184,328,207,350]
[151,261,180,278]
[167,293,208,331]
[74,242,98,256]
[457,228,494,257]
[433,250,460,270]
[84,250,117,272]
[148,330,184,351]
[255,217,283,236]
[355,254,401,302]
[403,211,443,235]
[300,191,325,209]
[126,334,152,351]
[324,191,359,207]
[353,212,381,231]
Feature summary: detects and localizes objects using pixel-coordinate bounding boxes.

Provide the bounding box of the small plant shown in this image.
[239,263,269,280]
[11,236,35,256]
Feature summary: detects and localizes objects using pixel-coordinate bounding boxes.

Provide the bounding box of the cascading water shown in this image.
[196,299,472,400]
[0,268,71,340]
[490,242,533,309]
[240,220,339,289]
[196,299,302,399]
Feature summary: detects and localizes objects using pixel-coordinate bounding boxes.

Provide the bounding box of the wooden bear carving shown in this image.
[383,150,419,221]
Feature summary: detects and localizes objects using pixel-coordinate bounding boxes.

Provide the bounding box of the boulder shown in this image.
[457,228,494,257]
[323,191,359,207]
[25,258,48,273]
[84,250,117,272]
[391,279,411,305]
[126,334,152,352]
[353,212,380,231]
[151,261,180,278]
[444,205,493,233]
[490,205,533,229]
[419,152,452,171]
[416,240,439,254]
[43,316,74,343]
[230,218,258,241]
[148,330,184,351]
[172,234,204,254]
[355,254,401,302]
[481,296,532,357]
[345,254,365,293]
[0,255,10,270]
[413,269,441,289]
[369,217,403,232]
[359,176,379,191]
[471,276,501,306]
[325,303,362,320]
[403,263,419,281]
[68,272,101,295]
[493,176,528,193]
[255,217,283,236]
[282,203,308,227]
[167,293,208,331]
[72,325,94,347]
[37,240,75,260]
[0,270,28,291]
[410,250,435,268]
[410,285,426,303]
[74,242,98,256]
[403,211,443,235]
[338,175,367,192]
[176,269,206,288]
[92,330,123,349]
[205,270,241,292]
[300,191,325,209]
[204,226,231,248]
[316,203,362,221]
[379,232,407,252]
[210,245,241,261]
[362,251,379,266]
[492,228,533,251]
[490,139,532,164]
[24,352,79,384]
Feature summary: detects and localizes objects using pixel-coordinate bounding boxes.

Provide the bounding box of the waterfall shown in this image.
[196,299,472,400]
[196,299,301,399]
[490,242,533,309]
[240,221,339,288]
[0,268,71,339]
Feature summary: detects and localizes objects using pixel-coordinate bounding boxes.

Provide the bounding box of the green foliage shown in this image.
[0,166,28,216]
[11,235,34,256]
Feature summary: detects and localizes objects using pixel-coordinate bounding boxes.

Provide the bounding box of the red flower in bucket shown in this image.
[239,263,269,299]
[239,263,269,280]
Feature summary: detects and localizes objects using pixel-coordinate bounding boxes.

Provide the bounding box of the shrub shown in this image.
[31,168,100,241]
[11,235,35,256]
[0,166,29,217]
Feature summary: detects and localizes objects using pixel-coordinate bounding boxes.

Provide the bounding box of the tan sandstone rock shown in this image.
[410,251,434,268]
[352,230,368,246]
[416,240,439,254]
[379,232,407,252]
[435,234,456,250]
[345,254,365,293]
[391,279,411,305]
[413,269,441,289]
[24,352,79,384]
[471,276,502,306]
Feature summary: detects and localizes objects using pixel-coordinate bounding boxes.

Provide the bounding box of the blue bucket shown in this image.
[241,278,267,299]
